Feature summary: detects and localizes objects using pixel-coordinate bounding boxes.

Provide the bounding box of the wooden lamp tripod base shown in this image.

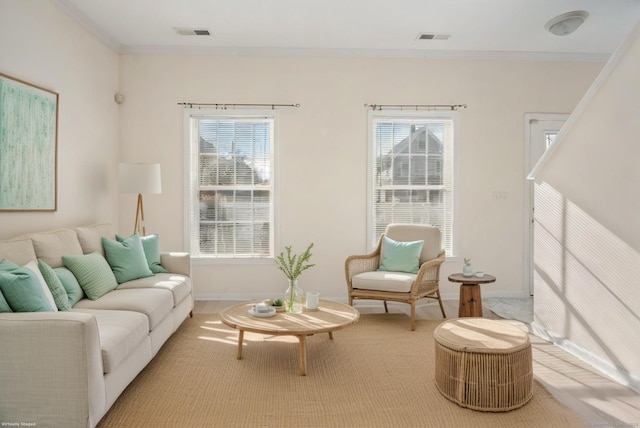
[133,193,146,236]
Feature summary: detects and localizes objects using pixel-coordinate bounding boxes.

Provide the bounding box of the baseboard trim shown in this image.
[530,321,640,394]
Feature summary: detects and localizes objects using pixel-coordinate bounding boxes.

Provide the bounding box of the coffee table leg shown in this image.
[297,335,307,376]
[237,330,244,359]
[328,331,333,340]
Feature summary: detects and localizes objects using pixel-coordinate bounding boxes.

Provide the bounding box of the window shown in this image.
[185,110,275,259]
[369,112,456,255]
[545,131,558,149]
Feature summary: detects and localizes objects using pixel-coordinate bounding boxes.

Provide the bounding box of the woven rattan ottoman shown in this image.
[434,318,533,412]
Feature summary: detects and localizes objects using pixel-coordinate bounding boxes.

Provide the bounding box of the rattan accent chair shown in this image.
[345,224,446,330]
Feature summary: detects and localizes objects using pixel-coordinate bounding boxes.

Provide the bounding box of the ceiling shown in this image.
[52,0,640,60]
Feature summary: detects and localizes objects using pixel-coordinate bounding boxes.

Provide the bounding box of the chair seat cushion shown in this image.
[352,271,416,293]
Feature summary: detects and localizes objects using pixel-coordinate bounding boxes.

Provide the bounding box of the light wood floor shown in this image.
[194,299,640,426]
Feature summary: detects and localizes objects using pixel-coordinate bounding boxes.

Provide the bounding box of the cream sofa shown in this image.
[0,224,193,428]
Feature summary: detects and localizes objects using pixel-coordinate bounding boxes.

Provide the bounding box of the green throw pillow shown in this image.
[116,233,168,274]
[0,289,12,312]
[103,234,153,283]
[378,236,424,274]
[38,259,71,311]
[54,267,84,306]
[0,259,55,312]
[62,252,118,300]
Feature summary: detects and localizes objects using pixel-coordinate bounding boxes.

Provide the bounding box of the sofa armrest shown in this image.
[160,251,191,277]
[0,312,106,428]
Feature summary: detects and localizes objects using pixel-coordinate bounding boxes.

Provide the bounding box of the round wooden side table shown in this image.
[448,273,496,317]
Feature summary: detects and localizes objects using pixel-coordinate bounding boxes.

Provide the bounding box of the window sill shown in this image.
[192,257,275,266]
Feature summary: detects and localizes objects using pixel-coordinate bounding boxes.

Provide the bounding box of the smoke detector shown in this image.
[174,28,211,36]
[545,11,588,36]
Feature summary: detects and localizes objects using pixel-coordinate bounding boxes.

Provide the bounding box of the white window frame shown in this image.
[183,108,277,263]
[367,110,458,257]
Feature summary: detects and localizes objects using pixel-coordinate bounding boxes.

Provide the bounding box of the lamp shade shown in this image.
[119,163,162,194]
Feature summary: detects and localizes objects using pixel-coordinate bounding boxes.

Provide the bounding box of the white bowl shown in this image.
[475,271,485,278]
[255,304,274,313]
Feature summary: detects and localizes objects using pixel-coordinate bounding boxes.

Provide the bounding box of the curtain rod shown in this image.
[365,103,467,111]
[178,102,300,109]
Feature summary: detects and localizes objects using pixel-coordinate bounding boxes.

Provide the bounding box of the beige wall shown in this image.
[0,0,120,237]
[119,54,602,300]
[534,23,640,390]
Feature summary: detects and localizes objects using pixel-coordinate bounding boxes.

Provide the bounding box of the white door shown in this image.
[524,114,568,296]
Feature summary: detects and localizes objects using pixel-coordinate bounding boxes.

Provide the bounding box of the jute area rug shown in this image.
[97,313,585,428]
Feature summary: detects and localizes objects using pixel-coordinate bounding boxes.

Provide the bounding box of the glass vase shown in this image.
[463,264,473,277]
[284,279,304,314]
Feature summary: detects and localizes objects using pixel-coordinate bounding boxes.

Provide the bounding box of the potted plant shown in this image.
[274,243,315,313]
[463,258,473,277]
[263,298,285,312]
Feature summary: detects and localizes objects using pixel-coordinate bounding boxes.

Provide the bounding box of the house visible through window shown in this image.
[370,112,455,255]
[186,110,274,259]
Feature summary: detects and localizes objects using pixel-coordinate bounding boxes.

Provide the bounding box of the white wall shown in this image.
[118,54,603,301]
[534,23,640,390]
[0,0,120,239]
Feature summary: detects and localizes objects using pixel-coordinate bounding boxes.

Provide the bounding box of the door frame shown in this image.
[523,113,569,296]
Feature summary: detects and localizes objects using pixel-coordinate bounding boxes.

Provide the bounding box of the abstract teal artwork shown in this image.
[0,74,57,211]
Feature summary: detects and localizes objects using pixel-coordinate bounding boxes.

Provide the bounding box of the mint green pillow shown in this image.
[54,267,84,306]
[62,252,118,300]
[0,289,12,312]
[0,259,55,312]
[378,236,424,274]
[38,259,71,311]
[0,260,13,312]
[103,234,153,283]
[116,233,168,274]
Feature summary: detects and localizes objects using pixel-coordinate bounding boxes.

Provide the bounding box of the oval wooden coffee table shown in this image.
[220,299,359,376]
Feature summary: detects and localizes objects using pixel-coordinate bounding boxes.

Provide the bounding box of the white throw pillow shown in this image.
[24,260,58,312]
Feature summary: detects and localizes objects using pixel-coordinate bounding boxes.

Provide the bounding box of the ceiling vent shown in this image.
[417,33,451,41]
[174,28,211,36]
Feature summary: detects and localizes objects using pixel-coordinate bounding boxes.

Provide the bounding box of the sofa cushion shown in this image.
[352,271,416,293]
[72,308,149,374]
[0,237,37,267]
[31,229,84,268]
[38,259,71,311]
[73,288,174,330]
[54,267,85,306]
[116,273,191,307]
[117,233,168,274]
[102,234,153,283]
[74,223,114,256]
[63,252,118,300]
[0,259,55,312]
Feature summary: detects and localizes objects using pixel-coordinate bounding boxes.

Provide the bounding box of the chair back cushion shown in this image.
[384,224,442,264]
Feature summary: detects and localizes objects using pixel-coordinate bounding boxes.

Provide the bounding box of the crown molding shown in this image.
[51,0,120,51]
[118,44,610,62]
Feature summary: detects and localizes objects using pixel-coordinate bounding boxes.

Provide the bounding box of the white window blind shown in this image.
[370,112,455,255]
[186,111,274,258]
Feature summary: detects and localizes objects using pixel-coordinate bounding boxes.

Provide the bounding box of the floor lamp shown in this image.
[119,163,162,236]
